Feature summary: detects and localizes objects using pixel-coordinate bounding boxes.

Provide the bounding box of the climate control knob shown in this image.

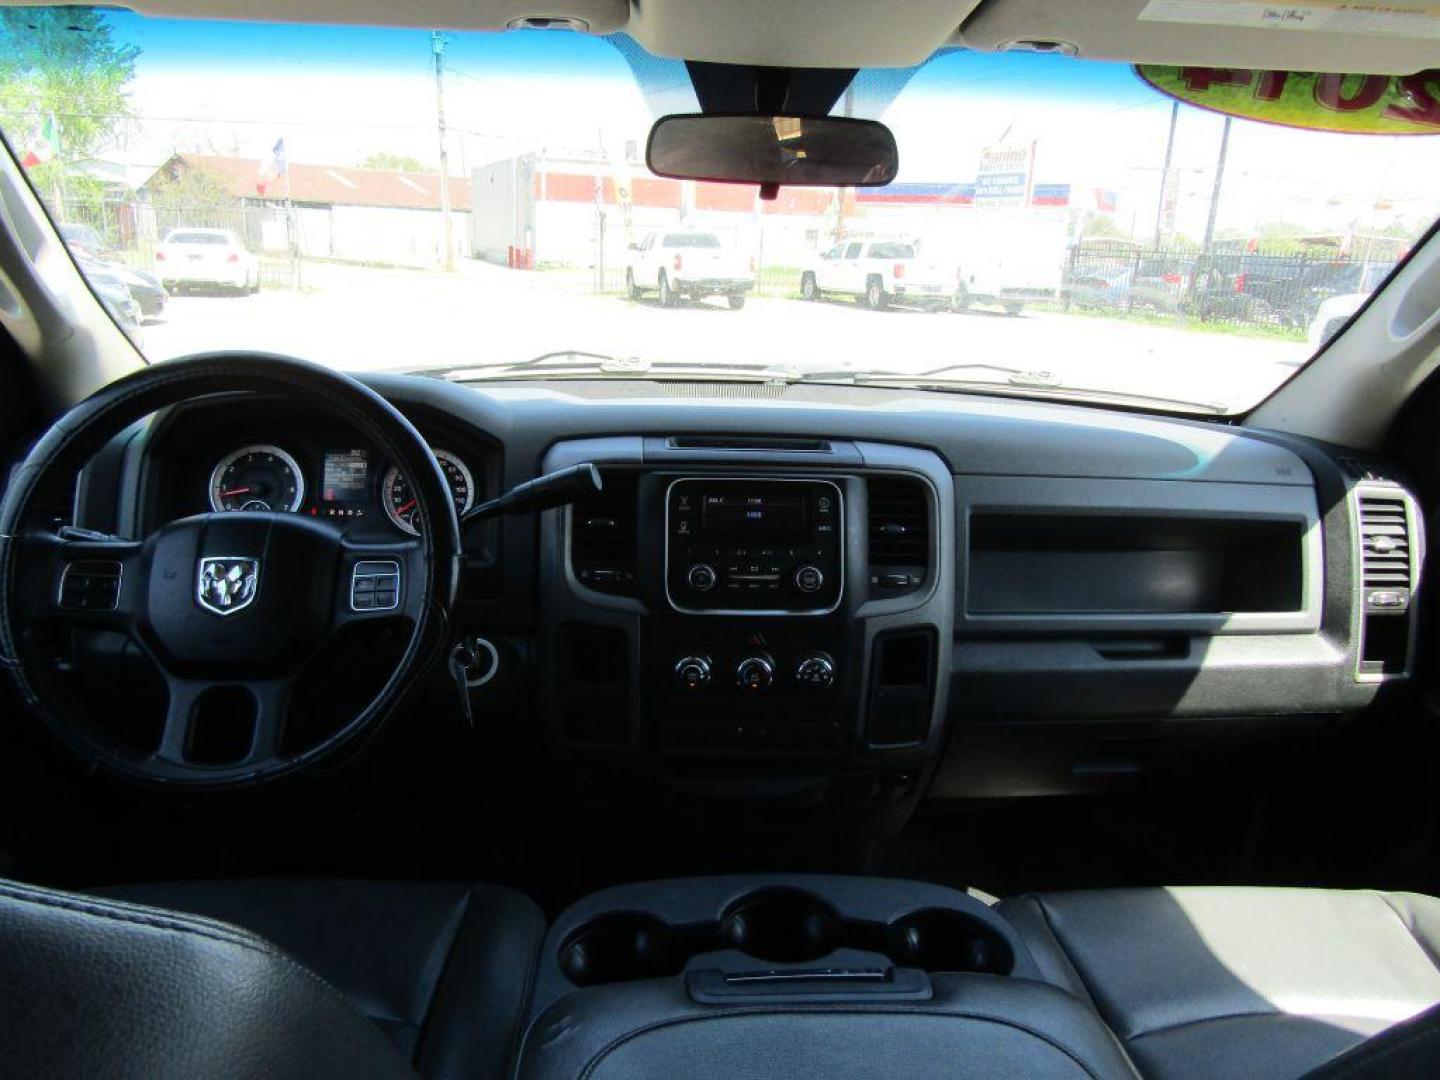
[674,655,713,691]
[735,654,775,693]
[795,654,835,692]
[687,563,718,593]
[793,564,824,594]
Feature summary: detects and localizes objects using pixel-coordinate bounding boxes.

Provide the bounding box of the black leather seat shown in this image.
[93,879,545,1080]
[0,877,413,1079]
[999,887,1440,1080]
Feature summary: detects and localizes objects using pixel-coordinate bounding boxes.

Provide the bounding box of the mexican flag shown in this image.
[21,114,60,169]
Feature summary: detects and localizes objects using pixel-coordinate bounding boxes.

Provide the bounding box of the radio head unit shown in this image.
[666,477,843,614]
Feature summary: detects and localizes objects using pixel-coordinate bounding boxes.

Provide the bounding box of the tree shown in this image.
[361,152,426,172]
[147,163,237,212]
[1079,213,1126,240]
[0,10,139,206]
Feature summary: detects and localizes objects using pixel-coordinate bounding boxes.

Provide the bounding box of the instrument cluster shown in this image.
[204,440,477,534]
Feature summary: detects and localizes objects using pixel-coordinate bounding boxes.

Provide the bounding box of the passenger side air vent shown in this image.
[1355,487,1421,680]
[1358,493,1413,597]
[867,477,929,592]
[571,470,638,596]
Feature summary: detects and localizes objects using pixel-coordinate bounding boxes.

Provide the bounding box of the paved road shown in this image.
[141,261,1308,412]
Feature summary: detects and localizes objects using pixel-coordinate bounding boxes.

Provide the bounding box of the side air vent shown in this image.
[1356,487,1421,680]
[868,476,929,592]
[1358,493,1413,598]
[571,470,638,596]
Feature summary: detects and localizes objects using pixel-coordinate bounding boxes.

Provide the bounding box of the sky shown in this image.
[25,11,1440,243]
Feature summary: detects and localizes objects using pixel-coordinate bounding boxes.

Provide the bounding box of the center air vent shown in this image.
[1355,486,1421,681]
[867,477,929,591]
[571,470,638,596]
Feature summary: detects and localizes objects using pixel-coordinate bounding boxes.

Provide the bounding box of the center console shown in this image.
[515,875,1134,1080]
[538,437,954,825]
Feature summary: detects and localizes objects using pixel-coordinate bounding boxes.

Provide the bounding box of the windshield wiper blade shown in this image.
[793,361,1061,388]
[426,352,795,383]
[796,368,1229,415]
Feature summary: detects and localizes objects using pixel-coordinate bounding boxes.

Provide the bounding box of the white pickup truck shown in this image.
[800,238,953,310]
[626,228,755,310]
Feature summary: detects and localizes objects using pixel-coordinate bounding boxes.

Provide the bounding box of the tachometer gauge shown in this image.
[209,444,305,513]
[382,449,474,535]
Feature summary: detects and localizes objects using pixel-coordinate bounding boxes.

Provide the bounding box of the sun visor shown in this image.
[625,0,985,68]
[957,0,1440,75]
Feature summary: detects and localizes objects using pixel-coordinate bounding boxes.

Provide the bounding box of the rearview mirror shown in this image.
[646,114,899,188]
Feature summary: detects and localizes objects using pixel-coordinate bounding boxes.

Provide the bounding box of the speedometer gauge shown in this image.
[209,445,305,513]
[382,449,474,535]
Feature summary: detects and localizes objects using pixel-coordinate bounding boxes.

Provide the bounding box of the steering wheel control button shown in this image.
[687,563,718,592]
[735,654,775,693]
[793,565,825,594]
[58,561,122,611]
[674,655,713,691]
[796,654,836,692]
[350,560,401,612]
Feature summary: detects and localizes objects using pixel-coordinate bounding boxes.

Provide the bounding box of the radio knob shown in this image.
[735,654,775,693]
[793,564,825,594]
[674,655,713,691]
[795,654,835,692]
[687,563,718,593]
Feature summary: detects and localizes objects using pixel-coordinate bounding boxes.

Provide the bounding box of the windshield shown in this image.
[3,8,1439,413]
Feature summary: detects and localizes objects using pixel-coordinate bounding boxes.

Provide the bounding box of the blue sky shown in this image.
[19,10,1440,240]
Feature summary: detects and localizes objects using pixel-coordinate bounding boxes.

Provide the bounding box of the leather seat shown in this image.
[93,879,545,1080]
[0,876,413,1080]
[998,887,1440,1080]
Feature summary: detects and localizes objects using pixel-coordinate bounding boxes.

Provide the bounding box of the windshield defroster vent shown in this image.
[868,477,929,592]
[571,470,638,596]
[1355,486,1422,680]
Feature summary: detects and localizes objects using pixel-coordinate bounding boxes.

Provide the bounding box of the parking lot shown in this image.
[140,260,1309,412]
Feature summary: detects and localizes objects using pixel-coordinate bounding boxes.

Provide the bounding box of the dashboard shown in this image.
[74,373,1423,818]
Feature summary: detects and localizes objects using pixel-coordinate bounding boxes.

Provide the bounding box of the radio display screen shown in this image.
[701,493,808,542]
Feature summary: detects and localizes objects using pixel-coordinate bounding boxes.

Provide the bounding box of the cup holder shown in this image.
[719,888,843,963]
[559,912,683,987]
[557,890,1016,989]
[887,908,1014,976]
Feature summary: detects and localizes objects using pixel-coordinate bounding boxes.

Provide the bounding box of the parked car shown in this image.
[58,222,111,258]
[625,229,754,309]
[1307,292,1366,351]
[80,264,142,330]
[1194,255,1398,328]
[154,228,260,294]
[924,216,1067,316]
[801,238,952,310]
[78,257,166,321]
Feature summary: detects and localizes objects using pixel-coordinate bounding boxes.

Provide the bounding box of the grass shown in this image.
[1037,302,1308,343]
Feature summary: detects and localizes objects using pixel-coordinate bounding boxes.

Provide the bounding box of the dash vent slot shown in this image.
[571,470,638,596]
[867,477,929,591]
[1355,486,1421,680]
[1358,493,1413,596]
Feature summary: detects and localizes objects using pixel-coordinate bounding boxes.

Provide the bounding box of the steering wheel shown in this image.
[0,353,461,788]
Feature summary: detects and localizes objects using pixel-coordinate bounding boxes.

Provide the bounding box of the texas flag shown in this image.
[256,137,287,195]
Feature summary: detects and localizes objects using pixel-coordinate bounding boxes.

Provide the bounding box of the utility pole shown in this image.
[1201,115,1232,251]
[432,31,455,272]
[1153,100,1178,245]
